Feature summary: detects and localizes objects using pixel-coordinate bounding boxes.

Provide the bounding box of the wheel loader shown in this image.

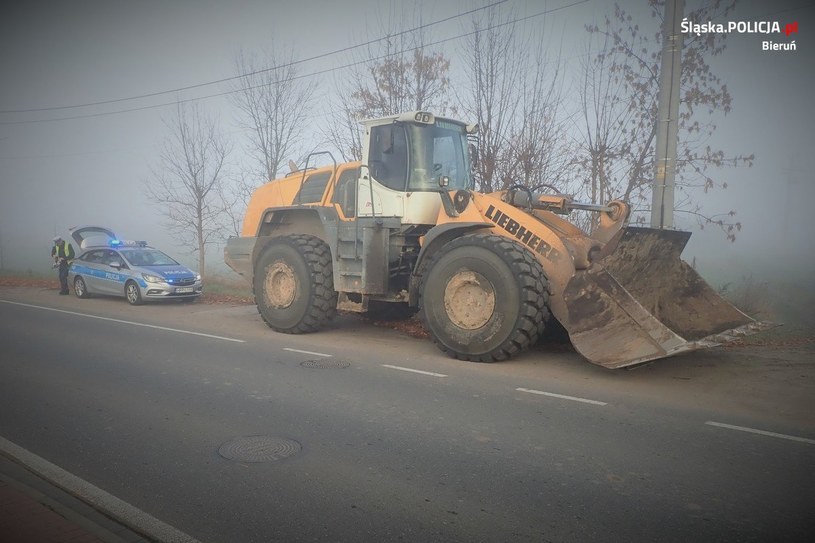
[225,111,772,368]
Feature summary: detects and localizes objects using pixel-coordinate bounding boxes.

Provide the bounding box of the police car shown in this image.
[67,226,202,305]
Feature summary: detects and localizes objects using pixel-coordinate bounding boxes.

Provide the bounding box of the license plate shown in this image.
[176,287,194,293]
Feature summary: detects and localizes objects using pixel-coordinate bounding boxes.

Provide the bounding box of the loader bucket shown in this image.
[562,227,775,368]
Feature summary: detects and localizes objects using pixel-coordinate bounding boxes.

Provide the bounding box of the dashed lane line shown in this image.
[284,347,332,357]
[705,421,815,445]
[516,387,608,406]
[382,364,448,378]
[0,299,245,343]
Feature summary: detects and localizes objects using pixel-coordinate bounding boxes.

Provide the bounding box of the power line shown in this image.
[0,0,509,115]
[0,0,590,126]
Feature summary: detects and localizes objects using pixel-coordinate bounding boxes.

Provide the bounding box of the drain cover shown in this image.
[218,435,301,462]
[300,359,350,369]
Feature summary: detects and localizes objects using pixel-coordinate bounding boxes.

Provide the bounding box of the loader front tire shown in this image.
[254,235,337,334]
[419,234,549,362]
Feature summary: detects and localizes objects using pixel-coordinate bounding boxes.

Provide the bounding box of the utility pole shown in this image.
[651,0,684,229]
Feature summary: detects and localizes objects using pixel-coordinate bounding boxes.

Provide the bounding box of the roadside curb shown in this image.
[0,436,201,543]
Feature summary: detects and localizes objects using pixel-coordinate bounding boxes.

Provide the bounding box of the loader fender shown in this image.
[224,236,257,281]
[466,192,585,324]
[407,222,492,307]
[251,206,340,279]
[253,206,335,239]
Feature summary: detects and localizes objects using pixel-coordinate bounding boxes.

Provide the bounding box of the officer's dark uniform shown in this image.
[51,237,75,295]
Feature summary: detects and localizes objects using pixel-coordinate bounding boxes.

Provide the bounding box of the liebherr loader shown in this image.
[225,111,771,368]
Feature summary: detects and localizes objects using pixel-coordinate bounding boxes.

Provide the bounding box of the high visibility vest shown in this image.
[54,242,74,259]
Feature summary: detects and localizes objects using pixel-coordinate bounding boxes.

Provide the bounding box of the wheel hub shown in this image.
[443,270,495,330]
[265,261,297,308]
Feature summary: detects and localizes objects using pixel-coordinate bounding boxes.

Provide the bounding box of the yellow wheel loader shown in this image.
[225,111,772,368]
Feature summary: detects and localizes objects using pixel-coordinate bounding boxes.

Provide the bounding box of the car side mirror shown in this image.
[109,260,124,269]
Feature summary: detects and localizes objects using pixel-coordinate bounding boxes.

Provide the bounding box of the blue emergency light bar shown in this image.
[110,239,148,247]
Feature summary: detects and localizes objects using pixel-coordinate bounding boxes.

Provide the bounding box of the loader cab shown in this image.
[360,112,475,224]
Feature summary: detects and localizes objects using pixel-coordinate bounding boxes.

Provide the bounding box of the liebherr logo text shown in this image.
[485,205,559,259]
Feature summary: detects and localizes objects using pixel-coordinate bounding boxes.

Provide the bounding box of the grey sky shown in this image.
[1,0,813,292]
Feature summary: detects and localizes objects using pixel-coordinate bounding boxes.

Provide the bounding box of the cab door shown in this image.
[358,124,406,218]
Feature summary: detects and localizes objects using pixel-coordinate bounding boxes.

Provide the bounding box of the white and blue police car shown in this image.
[67,226,202,305]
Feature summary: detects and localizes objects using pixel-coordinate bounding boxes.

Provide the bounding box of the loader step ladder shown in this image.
[334,218,401,309]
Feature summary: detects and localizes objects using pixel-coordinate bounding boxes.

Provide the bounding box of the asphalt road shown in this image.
[1,286,813,542]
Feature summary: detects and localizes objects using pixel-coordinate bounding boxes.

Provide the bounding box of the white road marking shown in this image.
[516,387,608,406]
[0,299,244,343]
[284,347,332,357]
[0,435,202,543]
[705,421,815,445]
[382,364,447,378]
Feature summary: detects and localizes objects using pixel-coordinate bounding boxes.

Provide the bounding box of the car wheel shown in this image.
[73,276,91,299]
[125,280,143,305]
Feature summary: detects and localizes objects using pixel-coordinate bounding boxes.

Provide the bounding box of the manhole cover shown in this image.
[218,435,301,462]
[300,359,351,369]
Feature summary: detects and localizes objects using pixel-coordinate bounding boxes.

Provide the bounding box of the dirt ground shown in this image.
[3,275,811,346]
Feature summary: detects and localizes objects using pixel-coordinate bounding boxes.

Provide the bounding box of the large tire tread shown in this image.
[419,234,550,362]
[254,234,337,334]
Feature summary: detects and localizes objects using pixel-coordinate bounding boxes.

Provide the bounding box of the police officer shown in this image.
[51,236,75,295]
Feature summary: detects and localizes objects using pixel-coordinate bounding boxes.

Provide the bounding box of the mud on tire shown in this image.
[254,234,337,333]
[419,233,550,362]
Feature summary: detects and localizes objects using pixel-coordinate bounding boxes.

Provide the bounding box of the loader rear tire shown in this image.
[254,235,337,334]
[419,234,549,362]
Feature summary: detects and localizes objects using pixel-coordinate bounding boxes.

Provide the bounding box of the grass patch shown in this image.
[0,268,54,280]
[204,274,252,296]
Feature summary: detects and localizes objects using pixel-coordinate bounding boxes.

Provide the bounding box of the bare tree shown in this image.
[146,102,231,275]
[322,9,451,160]
[578,0,753,240]
[459,7,568,194]
[459,8,521,193]
[569,28,645,232]
[503,47,572,193]
[230,46,316,196]
[322,97,364,163]
[350,46,451,117]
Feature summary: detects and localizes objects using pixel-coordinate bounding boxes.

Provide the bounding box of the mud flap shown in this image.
[563,227,775,368]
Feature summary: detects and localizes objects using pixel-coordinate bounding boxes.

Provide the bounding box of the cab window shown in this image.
[295,172,332,204]
[368,124,408,191]
[331,167,360,218]
[406,123,471,191]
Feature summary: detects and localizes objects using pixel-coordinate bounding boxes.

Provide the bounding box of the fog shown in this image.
[1,0,813,325]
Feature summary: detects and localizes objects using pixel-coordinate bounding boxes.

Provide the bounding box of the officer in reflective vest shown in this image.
[51,236,75,295]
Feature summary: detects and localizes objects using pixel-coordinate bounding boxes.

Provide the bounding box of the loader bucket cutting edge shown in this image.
[562,227,777,369]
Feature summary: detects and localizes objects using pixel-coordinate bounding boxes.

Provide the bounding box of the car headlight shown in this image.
[195,273,201,281]
[142,273,165,284]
